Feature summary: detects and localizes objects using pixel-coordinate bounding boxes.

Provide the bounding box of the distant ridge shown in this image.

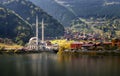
[29,0,120,26]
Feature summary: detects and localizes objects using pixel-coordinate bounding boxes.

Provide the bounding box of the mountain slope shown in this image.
[1,0,65,38]
[29,0,76,26]
[47,0,120,18]
[29,0,120,26]
[70,17,120,38]
[0,6,33,45]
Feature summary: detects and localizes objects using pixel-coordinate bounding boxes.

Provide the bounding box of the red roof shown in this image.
[82,44,95,47]
[103,42,112,45]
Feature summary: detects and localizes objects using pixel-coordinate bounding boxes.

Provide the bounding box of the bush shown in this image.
[0,46,5,51]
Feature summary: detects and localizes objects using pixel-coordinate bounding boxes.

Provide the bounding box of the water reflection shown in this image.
[57,55,120,76]
[0,53,120,76]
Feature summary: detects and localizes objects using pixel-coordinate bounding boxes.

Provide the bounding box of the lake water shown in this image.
[0,53,120,76]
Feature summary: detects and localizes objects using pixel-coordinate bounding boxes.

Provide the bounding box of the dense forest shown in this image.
[0,6,33,45]
[0,0,65,45]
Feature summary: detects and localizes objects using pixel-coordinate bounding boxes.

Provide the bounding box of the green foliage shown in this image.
[0,6,33,45]
[94,18,120,37]
[70,18,120,38]
[29,0,76,26]
[2,0,65,38]
[0,46,5,51]
[0,0,65,45]
[27,0,120,27]
[70,18,93,33]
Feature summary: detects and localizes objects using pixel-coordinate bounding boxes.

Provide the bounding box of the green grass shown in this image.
[0,43,23,51]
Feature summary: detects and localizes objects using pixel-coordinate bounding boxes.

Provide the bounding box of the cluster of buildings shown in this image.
[63,28,120,51]
[63,39,120,51]
[64,29,104,41]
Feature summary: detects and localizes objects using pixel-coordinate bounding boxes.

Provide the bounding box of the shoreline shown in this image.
[0,48,57,54]
[0,42,120,56]
[0,50,45,55]
[57,51,120,56]
[0,49,120,56]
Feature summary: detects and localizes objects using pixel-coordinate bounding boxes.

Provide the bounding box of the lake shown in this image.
[0,53,120,76]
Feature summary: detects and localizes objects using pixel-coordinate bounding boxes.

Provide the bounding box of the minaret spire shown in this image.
[42,18,44,43]
[36,15,39,50]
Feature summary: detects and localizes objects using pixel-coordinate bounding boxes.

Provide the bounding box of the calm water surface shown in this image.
[0,53,120,76]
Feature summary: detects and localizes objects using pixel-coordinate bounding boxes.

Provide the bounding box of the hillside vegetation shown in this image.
[29,0,120,27]
[0,0,65,45]
[0,6,33,45]
[70,18,120,38]
[29,0,76,26]
[2,0,65,37]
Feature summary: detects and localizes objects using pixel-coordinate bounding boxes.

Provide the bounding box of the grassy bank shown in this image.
[0,43,22,49]
[0,43,23,53]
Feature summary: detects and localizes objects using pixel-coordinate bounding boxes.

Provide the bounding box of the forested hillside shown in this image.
[70,18,120,38]
[0,0,65,45]
[29,0,120,26]
[2,0,64,37]
[0,6,33,45]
